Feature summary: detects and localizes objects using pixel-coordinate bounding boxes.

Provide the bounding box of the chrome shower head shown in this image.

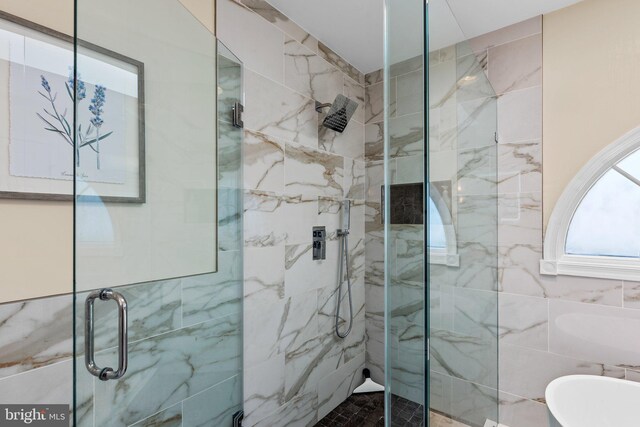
[316,94,358,133]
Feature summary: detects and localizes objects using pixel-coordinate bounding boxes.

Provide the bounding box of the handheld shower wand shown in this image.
[336,200,353,339]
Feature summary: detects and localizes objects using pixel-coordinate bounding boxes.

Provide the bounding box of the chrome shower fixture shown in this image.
[315,94,359,133]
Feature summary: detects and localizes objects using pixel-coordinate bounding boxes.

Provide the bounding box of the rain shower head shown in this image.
[316,94,358,133]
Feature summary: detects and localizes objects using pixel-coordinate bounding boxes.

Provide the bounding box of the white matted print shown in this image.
[0,12,145,202]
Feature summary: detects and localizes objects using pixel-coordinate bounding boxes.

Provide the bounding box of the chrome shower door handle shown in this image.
[85,288,128,381]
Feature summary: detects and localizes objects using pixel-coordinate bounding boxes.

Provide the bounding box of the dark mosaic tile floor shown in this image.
[314,393,424,427]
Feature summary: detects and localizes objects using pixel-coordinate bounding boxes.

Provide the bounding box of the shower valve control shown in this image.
[312,226,326,260]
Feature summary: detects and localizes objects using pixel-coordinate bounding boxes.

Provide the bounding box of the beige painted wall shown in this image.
[0,1,216,303]
[543,0,640,228]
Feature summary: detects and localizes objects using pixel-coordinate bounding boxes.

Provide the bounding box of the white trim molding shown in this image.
[541,126,640,281]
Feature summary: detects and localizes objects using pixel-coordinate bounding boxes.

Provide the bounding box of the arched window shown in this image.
[429,185,459,267]
[541,126,640,280]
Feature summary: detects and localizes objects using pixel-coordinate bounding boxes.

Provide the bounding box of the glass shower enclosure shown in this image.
[74,1,244,425]
[384,0,500,425]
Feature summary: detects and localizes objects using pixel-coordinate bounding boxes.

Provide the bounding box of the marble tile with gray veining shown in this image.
[318,113,364,161]
[182,251,243,327]
[365,69,384,87]
[317,352,365,419]
[498,391,548,427]
[219,120,243,190]
[453,287,498,340]
[457,145,498,197]
[498,244,544,297]
[245,70,318,148]
[452,242,498,291]
[487,33,542,95]
[130,403,182,427]
[182,374,242,427]
[365,81,384,124]
[0,295,72,379]
[76,279,183,354]
[365,230,384,287]
[282,194,319,245]
[498,192,542,247]
[244,246,285,312]
[236,0,318,51]
[389,112,424,159]
[280,292,319,356]
[624,281,640,309]
[498,293,547,351]
[455,51,493,102]
[285,142,344,198]
[344,159,365,200]
[253,391,318,427]
[450,378,498,426]
[285,241,339,297]
[244,299,287,367]
[317,197,343,241]
[498,140,542,194]
[343,77,365,124]
[243,355,285,426]
[391,55,423,78]
[285,38,343,103]
[365,122,384,162]
[244,190,287,247]
[318,42,364,85]
[457,195,498,245]
[457,96,498,150]
[93,313,241,427]
[365,313,385,384]
[218,186,244,252]
[396,69,424,116]
[244,130,285,193]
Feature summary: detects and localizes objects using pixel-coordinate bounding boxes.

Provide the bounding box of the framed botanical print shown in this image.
[0,11,145,202]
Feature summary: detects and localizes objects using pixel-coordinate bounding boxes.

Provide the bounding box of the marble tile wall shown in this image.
[364,55,426,406]
[218,0,367,425]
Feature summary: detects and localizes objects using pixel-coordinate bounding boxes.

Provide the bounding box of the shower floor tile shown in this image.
[314,393,425,427]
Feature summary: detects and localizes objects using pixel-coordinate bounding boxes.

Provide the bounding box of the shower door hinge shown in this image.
[494,132,499,144]
[232,410,243,427]
[427,338,430,361]
[232,102,244,129]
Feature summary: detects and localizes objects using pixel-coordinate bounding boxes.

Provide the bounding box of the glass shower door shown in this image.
[384,0,499,426]
[73,1,244,425]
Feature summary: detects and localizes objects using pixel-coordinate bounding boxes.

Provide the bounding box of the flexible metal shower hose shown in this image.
[335,230,353,338]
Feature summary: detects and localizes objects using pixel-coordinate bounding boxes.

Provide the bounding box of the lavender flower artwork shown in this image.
[37,69,113,169]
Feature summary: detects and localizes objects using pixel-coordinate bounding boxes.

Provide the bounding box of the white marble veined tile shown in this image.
[0,295,72,378]
[285,142,344,198]
[365,313,385,385]
[498,293,548,351]
[280,291,319,355]
[318,116,364,161]
[457,195,498,245]
[243,355,285,426]
[0,359,73,405]
[365,122,384,162]
[284,38,343,103]
[391,55,423,78]
[218,0,284,84]
[389,112,424,159]
[318,42,364,85]
[344,158,365,201]
[244,190,287,247]
[182,253,243,327]
[498,244,544,297]
[94,314,242,427]
[430,329,498,389]
[499,343,624,403]
[282,194,318,245]
[317,351,365,420]
[468,16,541,55]
[450,378,498,427]
[548,299,640,369]
[498,192,542,247]
[457,96,498,150]
[244,70,317,148]
[487,33,542,96]
[624,281,640,309]
[317,197,342,241]
[365,230,384,288]
[365,69,383,86]
[498,391,548,427]
[182,374,242,427]
[394,155,424,185]
[343,77,365,124]
[396,69,424,116]
[453,242,498,291]
[130,403,182,427]
[244,246,285,312]
[497,141,542,194]
[284,242,340,297]
[252,391,318,427]
[429,371,453,416]
[429,58,456,109]
[453,288,498,340]
[237,0,318,52]
[243,130,285,193]
[540,274,623,307]
[317,279,365,337]
[365,81,385,124]
[76,279,183,354]
[455,52,492,103]
[497,86,542,144]
[244,299,286,367]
